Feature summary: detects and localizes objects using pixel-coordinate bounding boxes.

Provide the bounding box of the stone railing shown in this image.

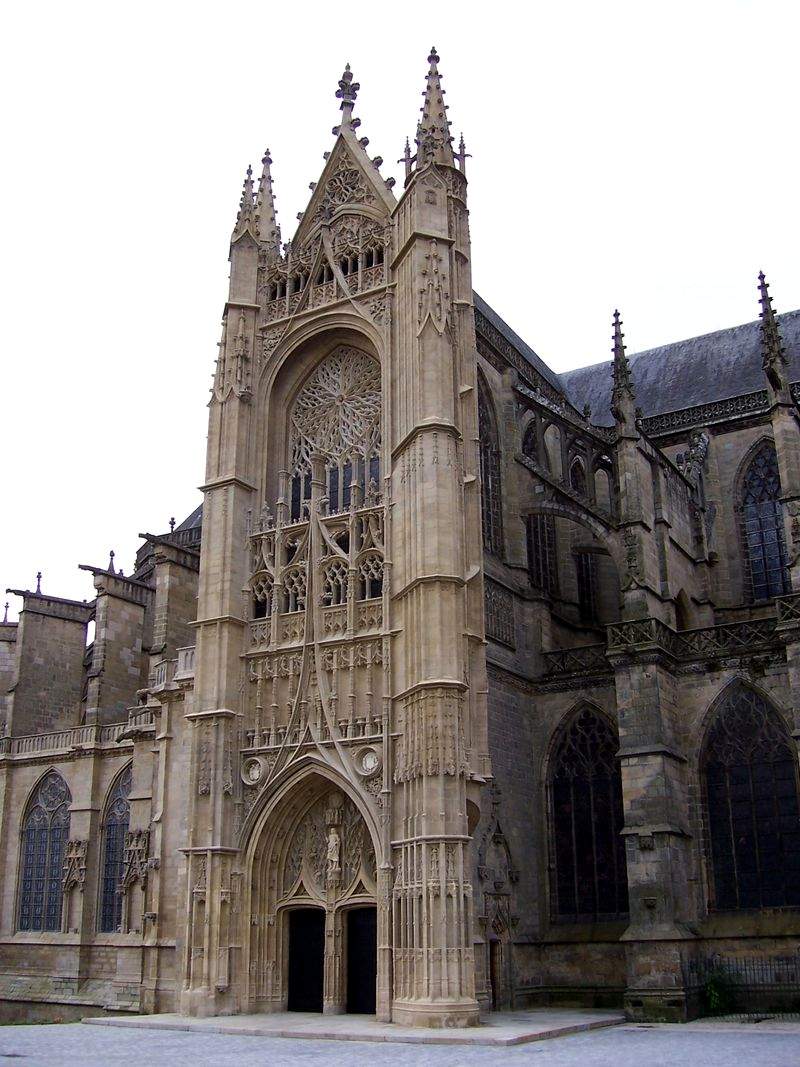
[542,644,609,677]
[606,616,779,661]
[776,592,800,629]
[149,658,176,689]
[3,721,130,757]
[175,645,196,679]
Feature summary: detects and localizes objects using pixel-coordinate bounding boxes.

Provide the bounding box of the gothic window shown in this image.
[549,709,628,922]
[569,458,587,497]
[357,553,383,600]
[99,765,131,933]
[252,573,273,619]
[18,771,71,932]
[738,442,790,601]
[288,346,381,521]
[701,685,800,911]
[282,567,307,614]
[321,560,349,606]
[522,422,538,462]
[527,514,558,595]
[575,550,598,624]
[478,381,503,555]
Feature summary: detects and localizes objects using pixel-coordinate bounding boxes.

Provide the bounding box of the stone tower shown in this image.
[180,50,489,1026]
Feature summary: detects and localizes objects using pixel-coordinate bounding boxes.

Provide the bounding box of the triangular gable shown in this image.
[293,128,395,248]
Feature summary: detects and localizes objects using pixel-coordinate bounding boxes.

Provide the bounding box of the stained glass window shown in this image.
[575,550,598,624]
[478,383,503,555]
[739,443,790,601]
[702,684,800,911]
[550,708,628,922]
[100,765,132,933]
[19,771,71,932]
[527,514,558,595]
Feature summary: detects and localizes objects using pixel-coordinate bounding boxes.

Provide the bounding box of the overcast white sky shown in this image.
[1,0,798,619]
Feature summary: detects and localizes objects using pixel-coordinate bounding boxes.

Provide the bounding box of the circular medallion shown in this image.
[356,747,381,777]
[242,757,263,786]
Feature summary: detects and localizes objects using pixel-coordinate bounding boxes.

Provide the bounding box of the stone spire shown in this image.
[232,164,258,240]
[335,63,360,131]
[758,271,790,397]
[256,150,281,259]
[610,310,637,429]
[414,47,455,168]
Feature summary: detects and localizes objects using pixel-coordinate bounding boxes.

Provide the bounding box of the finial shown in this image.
[169,517,176,533]
[428,46,440,66]
[108,550,115,574]
[758,271,789,396]
[398,137,414,181]
[3,602,8,623]
[455,133,471,175]
[35,571,42,594]
[336,62,360,127]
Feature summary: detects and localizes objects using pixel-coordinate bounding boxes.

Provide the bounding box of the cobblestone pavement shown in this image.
[1,1021,800,1066]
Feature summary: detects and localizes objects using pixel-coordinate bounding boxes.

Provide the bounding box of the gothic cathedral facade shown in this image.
[1,50,800,1026]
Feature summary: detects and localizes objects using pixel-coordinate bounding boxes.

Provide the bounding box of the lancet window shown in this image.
[288,346,381,522]
[357,553,384,600]
[478,381,503,555]
[18,771,72,932]
[575,550,598,624]
[322,560,349,606]
[738,442,790,601]
[99,765,131,933]
[282,567,307,614]
[549,708,628,922]
[527,514,558,595]
[701,684,800,911]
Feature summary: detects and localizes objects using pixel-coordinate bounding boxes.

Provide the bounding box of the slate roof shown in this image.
[473,291,564,394]
[175,504,203,532]
[559,310,800,427]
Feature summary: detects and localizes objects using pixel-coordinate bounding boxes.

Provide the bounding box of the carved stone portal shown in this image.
[247,779,378,1016]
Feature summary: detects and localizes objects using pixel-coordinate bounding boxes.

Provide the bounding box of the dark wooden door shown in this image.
[346,906,377,1014]
[287,908,325,1011]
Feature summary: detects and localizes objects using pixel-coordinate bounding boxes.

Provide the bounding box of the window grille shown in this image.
[549,708,628,922]
[739,443,790,601]
[527,514,558,594]
[575,550,598,624]
[357,554,383,600]
[478,384,503,555]
[322,560,349,606]
[702,684,800,911]
[287,347,381,521]
[100,765,131,933]
[18,771,71,932]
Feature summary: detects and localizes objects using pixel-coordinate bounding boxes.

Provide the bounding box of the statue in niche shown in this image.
[326,827,341,877]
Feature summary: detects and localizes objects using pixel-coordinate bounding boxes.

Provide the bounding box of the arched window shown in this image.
[575,549,598,623]
[100,765,131,933]
[18,771,71,931]
[739,442,790,601]
[288,346,381,521]
[549,708,628,922]
[701,684,800,911]
[527,514,558,595]
[522,422,538,462]
[478,381,503,555]
[569,458,587,497]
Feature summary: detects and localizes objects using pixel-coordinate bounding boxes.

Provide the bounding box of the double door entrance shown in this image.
[286,906,377,1014]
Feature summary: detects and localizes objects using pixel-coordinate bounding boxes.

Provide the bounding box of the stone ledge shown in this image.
[82,1008,624,1046]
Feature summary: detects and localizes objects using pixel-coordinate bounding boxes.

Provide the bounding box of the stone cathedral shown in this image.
[2,49,800,1027]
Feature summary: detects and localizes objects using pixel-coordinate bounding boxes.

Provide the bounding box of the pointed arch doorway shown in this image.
[247,774,380,1016]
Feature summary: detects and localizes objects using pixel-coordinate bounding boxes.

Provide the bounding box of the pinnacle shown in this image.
[256,148,281,257]
[414,45,455,169]
[758,270,789,391]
